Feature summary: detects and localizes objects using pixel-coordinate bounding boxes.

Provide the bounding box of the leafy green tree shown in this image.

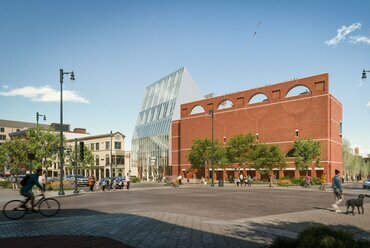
[252,144,286,186]
[293,139,321,176]
[65,143,93,173]
[27,127,60,172]
[0,138,30,174]
[226,134,255,166]
[187,138,228,177]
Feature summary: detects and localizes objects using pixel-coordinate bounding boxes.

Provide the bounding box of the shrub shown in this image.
[291,176,304,186]
[312,177,321,185]
[0,180,11,188]
[277,179,292,186]
[130,176,140,183]
[271,225,370,248]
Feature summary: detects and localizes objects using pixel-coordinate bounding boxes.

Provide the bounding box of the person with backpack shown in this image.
[10,174,18,190]
[20,168,44,212]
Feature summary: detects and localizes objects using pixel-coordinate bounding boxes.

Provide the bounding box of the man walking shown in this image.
[332,169,343,213]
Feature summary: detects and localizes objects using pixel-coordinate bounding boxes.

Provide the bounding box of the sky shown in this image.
[0,0,369,155]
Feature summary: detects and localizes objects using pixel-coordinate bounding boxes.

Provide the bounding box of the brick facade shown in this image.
[170,73,342,181]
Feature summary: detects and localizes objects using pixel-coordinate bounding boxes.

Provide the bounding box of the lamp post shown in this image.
[362,69,370,80]
[59,69,75,196]
[110,130,113,177]
[209,109,215,187]
[36,112,46,125]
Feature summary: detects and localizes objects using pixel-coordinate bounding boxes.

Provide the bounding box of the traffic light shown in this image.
[79,141,84,161]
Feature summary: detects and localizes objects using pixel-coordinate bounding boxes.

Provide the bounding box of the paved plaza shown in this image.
[1,183,370,247]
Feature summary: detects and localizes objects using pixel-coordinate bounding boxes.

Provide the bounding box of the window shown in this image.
[16,129,20,132]
[95,142,99,150]
[256,133,259,141]
[106,141,110,150]
[115,142,121,149]
[105,155,110,165]
[114,155,125,165]
[91,143,94,150]
[295,129,299,138]
[0,135,6,140]
[95,155,99,166]
[0,127,4,132]
[339,121,342,137]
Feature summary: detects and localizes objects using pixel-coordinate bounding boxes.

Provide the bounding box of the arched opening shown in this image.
[286,85,311,97]
[190,105,205,115]
[248,93,269,104]
[217,100,234,110]
[286,148,296,158]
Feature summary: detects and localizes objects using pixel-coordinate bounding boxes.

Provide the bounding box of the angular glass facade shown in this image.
[131,67,202,181]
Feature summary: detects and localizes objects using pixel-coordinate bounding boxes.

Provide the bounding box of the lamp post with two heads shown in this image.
[36,112,46,125]
[59,69,75,196]
[209,109,215,187]
[362,69,370,80]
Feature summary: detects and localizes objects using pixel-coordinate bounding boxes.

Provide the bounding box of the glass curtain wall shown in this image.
[131,69,183,181]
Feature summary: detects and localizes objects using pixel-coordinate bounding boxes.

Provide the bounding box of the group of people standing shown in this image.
[235,174,252,187]
[98,174,131,192]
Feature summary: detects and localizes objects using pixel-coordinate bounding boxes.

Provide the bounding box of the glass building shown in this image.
[131,67,202,181]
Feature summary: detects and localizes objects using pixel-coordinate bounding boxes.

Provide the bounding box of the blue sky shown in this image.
[0,0,369,155]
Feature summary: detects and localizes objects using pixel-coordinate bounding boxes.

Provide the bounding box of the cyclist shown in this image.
[20,168,44,212]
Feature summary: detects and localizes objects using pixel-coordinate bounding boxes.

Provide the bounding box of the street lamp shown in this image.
[59,69,75,196]
[110,130,113,177]
[362,69,370,80]
[36,112,46,125]
[209,109,215,187]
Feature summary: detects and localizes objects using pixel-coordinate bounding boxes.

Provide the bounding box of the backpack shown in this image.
[20,175,30,186]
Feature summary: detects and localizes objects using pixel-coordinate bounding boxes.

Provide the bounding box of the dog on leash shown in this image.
[345,194,365,215]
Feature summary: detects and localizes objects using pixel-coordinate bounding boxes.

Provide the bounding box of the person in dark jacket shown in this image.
[20,168,44,212]
[332,169,343,213]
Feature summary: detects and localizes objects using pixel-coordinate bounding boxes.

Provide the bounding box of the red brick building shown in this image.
[170,74,342,181]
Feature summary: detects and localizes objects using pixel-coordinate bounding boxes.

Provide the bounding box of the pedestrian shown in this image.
[319,173,327,191]
[332,169,343,213]
[40,171,47,191]
[88,176,95,192]
[10,174,18,190]
[124,173,130,190]
[247,175,252,187]
[112,177,117,191]
[101,179,107,191]
[239,173,244,187]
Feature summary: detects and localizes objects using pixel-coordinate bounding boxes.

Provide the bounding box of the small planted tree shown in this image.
[226,134,256,167]
[293,139,321,176]
[252,144,286,187]
[187,138,228,179]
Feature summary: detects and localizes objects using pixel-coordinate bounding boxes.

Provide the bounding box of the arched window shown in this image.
[286,149,296,158]
[286,85,311,97]
[190,105,205,115]
[105,155,110,166]
[249,93,269,104]
[217,100,234,110]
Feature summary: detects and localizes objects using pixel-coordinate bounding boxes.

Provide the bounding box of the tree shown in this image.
[293,139,321,176]
[27,127,60,172]
[187,138,228,177]
[0,138,29,174]
[65,143,93,173]
[226,134,255,166]
[252,144,286,186]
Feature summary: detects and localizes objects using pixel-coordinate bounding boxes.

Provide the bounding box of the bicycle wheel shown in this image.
[38,198,60,217]
[3,200,27,220]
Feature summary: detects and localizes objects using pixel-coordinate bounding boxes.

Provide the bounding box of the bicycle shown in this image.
[3,193,60,220]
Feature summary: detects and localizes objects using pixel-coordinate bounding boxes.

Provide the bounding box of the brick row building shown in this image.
[170,74,342,181]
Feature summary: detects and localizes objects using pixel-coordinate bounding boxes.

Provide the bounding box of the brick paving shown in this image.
[1,184,370,247]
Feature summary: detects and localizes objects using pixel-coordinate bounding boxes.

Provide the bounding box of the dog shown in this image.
[345,194,365,215]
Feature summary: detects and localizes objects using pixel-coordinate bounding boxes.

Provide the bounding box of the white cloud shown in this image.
[350,35,370,45]
[1,85,9,89]
[0,85,89,103]
[324,23,361,46]
[367,101,370,107]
